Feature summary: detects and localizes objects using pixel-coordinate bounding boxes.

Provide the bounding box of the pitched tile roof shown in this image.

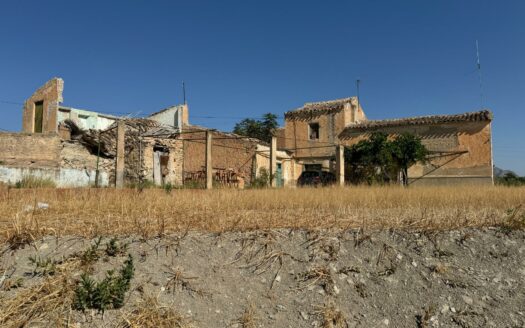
[285,97,356,121]
[339,110,493,138]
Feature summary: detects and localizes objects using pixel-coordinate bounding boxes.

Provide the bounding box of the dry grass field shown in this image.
[1,185,524,243]
[1,186,525,327]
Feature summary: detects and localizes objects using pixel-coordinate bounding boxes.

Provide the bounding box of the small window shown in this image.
[308,122,319,140]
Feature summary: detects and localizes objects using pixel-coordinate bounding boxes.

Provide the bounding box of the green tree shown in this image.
[344,132,428,186]
[344,132,397,184]
[233,113,278,143]
[391,133,429,186]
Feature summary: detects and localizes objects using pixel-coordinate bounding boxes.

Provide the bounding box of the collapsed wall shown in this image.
[0,132,111,187]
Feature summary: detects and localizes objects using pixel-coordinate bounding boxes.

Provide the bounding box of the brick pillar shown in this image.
[116,121,125,188]
[270,136,277,187]
[205,131,213,189]
[336,145,345,187]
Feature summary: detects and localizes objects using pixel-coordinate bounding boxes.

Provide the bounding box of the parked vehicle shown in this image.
[297,171,336,187]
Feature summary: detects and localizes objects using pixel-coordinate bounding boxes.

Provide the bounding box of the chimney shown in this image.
[343,101,354,125]
[180,104,189,126]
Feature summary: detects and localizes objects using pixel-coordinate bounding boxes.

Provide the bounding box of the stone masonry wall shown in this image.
[22,78,64,133]
[0,133,112,187]
[0,132,61,168]
[60,141,113,171]
[142,138,184,186]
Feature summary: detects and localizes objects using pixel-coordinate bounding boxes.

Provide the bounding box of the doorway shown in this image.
[34,101,44,133]
[276,163,283,187]
[153,146,169,185]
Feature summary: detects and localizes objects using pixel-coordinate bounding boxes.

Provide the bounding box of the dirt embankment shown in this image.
[1,228,524,327]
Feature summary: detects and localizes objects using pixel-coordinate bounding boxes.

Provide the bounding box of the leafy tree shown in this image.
[344,132,396,184]
[391,133,429,186]
[344,132,428,186]
[233,113,278,143]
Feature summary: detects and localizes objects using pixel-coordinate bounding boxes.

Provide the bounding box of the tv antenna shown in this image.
[182,81,187,105]
[476,40,484,109]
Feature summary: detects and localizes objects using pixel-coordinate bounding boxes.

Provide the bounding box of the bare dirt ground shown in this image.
[1,227,524,328]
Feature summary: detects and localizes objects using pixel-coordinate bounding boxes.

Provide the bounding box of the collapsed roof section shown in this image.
[64,118,179,158]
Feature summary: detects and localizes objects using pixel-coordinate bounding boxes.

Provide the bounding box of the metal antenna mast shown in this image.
[182,81,187,104]
[476,40,484,109]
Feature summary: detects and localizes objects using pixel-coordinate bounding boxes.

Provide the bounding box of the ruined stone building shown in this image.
[137,104,295,187]
[0,78,292,187]
[0,77,494,187]
[278,97,494,185]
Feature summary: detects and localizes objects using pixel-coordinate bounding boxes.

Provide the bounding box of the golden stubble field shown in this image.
[1,186,524,243]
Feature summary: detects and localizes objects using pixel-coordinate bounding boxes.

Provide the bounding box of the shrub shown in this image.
[496,172,525,186]
[249,167,271,188]
[73,254,134,313]
[499,207,525,233]
[79,237,102,267]
[28,255,57,276]
[163,182,174,194]
[126,180,157,190]
[183,180,206,189]
[14,175,56,188]
[105,238,127,257]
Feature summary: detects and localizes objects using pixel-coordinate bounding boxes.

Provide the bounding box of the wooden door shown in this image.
[34,101,43,133]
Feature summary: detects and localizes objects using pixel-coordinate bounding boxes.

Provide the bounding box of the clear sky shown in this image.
[0,1,523,174]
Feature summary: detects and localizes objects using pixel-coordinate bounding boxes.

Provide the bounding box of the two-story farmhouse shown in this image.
[279,97,494,185]
[278,97,365,172]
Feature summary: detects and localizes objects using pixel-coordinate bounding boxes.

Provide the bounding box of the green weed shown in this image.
[73,254,134,313]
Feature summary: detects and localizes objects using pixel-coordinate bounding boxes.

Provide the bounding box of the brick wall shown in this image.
[183,131,259,184]
[22,78,64,133]
[0,132,113,187]
[280,101,365,160]
[341,121,493,184]
[0,132,61,168]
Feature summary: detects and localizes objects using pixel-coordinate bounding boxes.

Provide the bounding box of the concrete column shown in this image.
[270,136,277,187]
[336,145,345,186]
[115,121,125,189]
[205,131,213,189]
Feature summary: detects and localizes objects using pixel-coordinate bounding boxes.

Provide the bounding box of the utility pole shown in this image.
[95,130,101,188]
[115,121,125,189]
[336,144,345,187]
[270,136,277,187]
[205,130,213,189]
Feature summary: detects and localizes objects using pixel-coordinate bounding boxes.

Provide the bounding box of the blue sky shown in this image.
[0,1,523,174]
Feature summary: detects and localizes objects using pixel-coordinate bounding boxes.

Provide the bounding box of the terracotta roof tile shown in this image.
[285,97,356,121]
[339,110,493,138]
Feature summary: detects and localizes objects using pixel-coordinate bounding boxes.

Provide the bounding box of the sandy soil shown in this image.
[1,228,524,327]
